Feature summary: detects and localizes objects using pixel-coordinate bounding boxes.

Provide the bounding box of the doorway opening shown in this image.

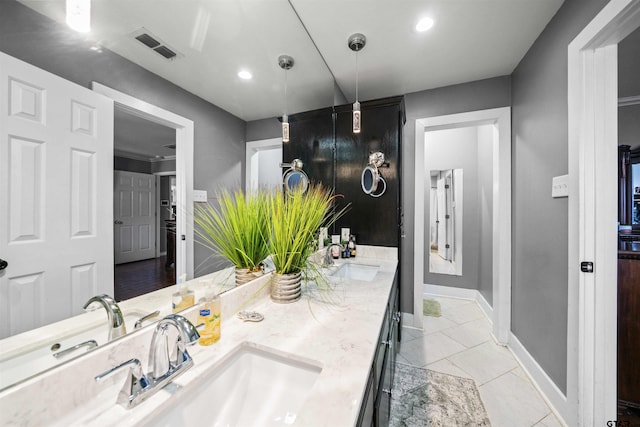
[112,107,177,300]
[413,107,511,344]
[246,137,283,192]
[92,82,195,302]
[567,0,640,425]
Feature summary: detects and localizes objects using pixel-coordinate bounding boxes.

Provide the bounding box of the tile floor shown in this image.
[397,296,563,427]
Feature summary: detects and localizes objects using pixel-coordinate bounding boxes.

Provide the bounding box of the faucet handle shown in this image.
[95,358,149,407]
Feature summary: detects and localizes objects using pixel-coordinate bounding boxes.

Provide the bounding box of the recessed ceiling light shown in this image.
[416,17,435,32]
[238,70,252,80]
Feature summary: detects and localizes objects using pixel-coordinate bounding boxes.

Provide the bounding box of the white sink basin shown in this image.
[329,263,380,282]
[0,310,150,389]
[141,343,322,427]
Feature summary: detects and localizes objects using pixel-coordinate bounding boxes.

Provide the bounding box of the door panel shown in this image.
[114,171,156,264]
[0,52,114,339]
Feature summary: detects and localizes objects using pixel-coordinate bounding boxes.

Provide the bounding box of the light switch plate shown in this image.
[193,190,208,202]
[552,175,569,198]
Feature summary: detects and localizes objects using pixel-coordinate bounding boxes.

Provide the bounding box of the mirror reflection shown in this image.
[0,0,335,388]
[429,169,463,275]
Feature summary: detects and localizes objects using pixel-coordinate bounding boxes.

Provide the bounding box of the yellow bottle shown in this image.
[198,289,221,346]
[172,288,195,313]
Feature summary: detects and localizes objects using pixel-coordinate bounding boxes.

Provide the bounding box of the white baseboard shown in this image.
[424,283,477,300]
[421,284,568,426]
[508,332,569,427]
[423,283,493,324]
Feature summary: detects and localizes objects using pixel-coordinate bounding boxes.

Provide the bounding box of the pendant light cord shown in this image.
[284,68,288,117]
[355,51,359,103]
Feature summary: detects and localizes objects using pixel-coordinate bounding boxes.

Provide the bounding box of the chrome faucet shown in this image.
[94,314,200,409]
[148,314,200,381]
[323,244,343,267]
[83,294,126,341]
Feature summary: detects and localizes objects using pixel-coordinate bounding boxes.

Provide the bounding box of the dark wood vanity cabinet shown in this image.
[618,254,640,407]
[358,269,401,427]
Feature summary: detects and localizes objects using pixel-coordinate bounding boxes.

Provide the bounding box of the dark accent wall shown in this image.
[114,156,152,174]
[283,97,405,248]
[401,76,511,313]
[510,0,609,394]
[0,0,246,277]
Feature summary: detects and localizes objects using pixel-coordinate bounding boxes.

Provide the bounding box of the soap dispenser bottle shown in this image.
[198,286,221,346]
[349,235,357,258]
[172,274,195,313]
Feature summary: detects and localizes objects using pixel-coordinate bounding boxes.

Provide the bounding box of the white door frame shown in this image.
[414,107,512,344]
[567,1,640,425]
[92,82,195,280]
[246,137,282,193]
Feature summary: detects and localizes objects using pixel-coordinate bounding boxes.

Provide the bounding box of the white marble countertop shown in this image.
[0,246,397,427]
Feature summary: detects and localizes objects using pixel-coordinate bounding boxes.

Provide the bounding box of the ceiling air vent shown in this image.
[130,28,183,61]
[135,33,160,49]
[154,46,177,60]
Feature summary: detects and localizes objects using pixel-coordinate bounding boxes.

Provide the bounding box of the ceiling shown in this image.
[18,0,564,123]
[113,108,176,160]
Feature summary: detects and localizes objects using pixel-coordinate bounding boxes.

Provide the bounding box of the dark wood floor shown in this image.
[114,255,176,301]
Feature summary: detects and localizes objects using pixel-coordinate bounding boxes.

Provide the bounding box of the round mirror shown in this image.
[283,169,309,195]
[361,165,378,194]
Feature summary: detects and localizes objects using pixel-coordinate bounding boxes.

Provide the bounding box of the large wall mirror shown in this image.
[0,0,336,390]
[429,169,463,275]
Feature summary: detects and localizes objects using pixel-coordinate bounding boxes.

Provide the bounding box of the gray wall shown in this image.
[619,26,640,98]
[0,0,246,277]
[246,118,282,142]
[401,76,511,313]
[619,105,640,148]
[510,0,609,394]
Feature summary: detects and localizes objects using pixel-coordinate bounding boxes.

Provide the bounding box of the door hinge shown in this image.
[445,214,450,219]
[580,261,594,273]
[445,184,450,189]
[445,244,450,249]
[181,234,186,241]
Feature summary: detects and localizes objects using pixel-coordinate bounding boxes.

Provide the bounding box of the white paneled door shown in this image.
[0,52,114,339]
[114,171,156,264]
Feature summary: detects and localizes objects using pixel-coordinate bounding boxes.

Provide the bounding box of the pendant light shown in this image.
[348,33,366,134]
[278,55,294,143]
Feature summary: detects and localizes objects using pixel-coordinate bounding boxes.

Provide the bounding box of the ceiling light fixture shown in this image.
[348,33,366,134]
[278,55,294,143]
[416,17,435,32]
[238,70,252,80]
[66,0,91,33]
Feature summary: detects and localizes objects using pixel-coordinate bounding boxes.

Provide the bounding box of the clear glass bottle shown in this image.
[198,287,221,346]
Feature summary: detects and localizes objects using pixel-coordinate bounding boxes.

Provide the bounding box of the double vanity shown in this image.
[0,246,399,426]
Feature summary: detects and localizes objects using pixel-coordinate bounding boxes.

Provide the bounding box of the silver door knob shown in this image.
[114,220,123,225]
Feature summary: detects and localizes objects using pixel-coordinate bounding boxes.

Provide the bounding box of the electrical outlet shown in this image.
[193,190,208,202]
[552,175,569,198]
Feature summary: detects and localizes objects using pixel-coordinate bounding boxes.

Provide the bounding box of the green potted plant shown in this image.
[267,183,347,303]
[194,188,272,286]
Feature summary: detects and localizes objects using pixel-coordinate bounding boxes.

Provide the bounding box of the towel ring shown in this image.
[361,165,386,197]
